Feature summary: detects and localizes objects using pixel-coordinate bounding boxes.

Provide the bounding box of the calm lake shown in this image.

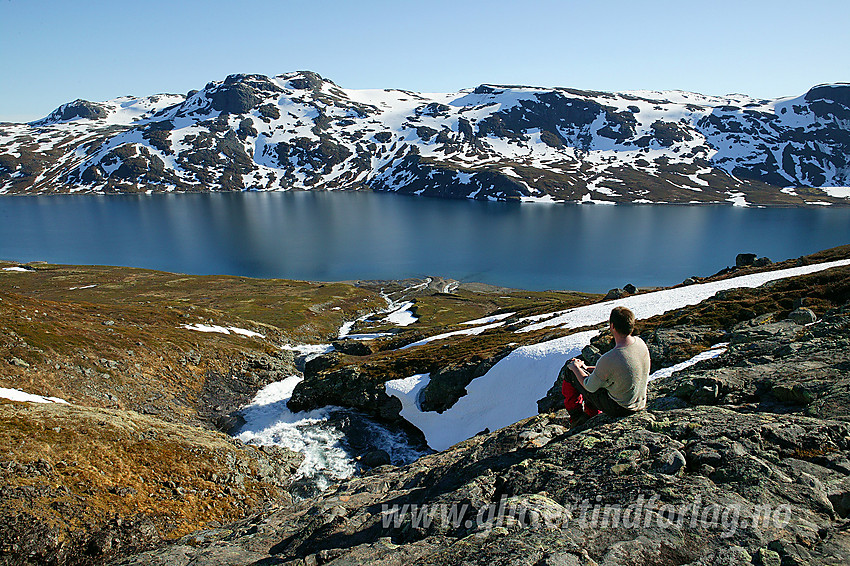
[1,191,848,292]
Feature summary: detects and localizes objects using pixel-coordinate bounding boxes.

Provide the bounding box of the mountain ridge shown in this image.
[1,71,849,206]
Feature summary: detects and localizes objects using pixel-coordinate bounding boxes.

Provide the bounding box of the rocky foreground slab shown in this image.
[116,310,850,565]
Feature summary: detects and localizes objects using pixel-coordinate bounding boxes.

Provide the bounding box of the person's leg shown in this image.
[568,372,632,418]
[559,365,589,424]
[583,400,602,417]
[561,377,583,412]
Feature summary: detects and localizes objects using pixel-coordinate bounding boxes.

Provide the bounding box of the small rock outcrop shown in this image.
[736,253,758,267]
[788,307,818,324]
[604,288,625,300]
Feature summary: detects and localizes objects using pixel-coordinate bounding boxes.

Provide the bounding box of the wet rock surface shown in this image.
[199,350,297,432]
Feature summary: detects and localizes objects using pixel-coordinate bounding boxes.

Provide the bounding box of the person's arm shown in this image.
[574,357,607,393]
[567,358,590,386]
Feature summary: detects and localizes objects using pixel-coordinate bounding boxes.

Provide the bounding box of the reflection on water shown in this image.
[1,191,848,291]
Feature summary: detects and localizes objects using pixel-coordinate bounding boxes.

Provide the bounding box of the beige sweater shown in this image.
[583,337,650,411]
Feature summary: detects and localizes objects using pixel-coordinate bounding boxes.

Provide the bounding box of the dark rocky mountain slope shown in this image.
[2,73,849,206]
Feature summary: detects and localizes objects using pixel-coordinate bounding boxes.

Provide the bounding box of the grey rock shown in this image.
[359,449,391,469]
[827,478,850,519]
[331,339,374,356]
[581,344,603,366]
[736,253,757,267]
[690,378,721,405]
[8,357,30,368]
[730,319,800,345]
[788,307,817,324]
[538,551,586,566]
[755,548,781,566]
[770,384,814,405]
[654,449,686,475]
[419,352,508,413]
[604,288,624,300]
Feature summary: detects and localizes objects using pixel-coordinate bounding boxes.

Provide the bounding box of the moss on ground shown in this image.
[0,401,298,557]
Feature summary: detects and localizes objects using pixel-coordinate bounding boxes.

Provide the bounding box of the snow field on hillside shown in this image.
[516,259,850,333]
[387,259,850,450]
[0,387,69,405]
[181,323,265,338]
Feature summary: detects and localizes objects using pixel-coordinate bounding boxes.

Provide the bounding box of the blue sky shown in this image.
[1,0,848,122]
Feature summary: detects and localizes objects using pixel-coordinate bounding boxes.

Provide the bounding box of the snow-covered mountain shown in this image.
[2,71,849,205]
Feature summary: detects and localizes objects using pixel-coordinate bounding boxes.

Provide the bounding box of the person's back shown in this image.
[562,306,650,424]
[584,336,650,412]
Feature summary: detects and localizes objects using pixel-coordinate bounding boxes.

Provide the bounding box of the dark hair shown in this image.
[610,306,636,336]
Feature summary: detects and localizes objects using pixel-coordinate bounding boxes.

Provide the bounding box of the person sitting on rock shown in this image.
[560,306,650,426]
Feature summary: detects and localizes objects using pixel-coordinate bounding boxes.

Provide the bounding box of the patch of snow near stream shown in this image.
[462,312,515,325]
[648,343,729,381]
[400,322,506,350]
[383,301,418,326]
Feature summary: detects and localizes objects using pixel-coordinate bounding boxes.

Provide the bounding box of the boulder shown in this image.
[359,449,391,469]
[331,339,375,356]
[770,384,814,405]
[604,288,624,300]
[736,253,757,267]
[580,344,603,366]
[654,448,686,475]
[419,353,508,413]
[623,283,637,294]
[788,307,817,325]
[303,352,342,378]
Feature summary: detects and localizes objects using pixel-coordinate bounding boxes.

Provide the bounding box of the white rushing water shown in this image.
[234,375,428,494]
[235,376,355,491]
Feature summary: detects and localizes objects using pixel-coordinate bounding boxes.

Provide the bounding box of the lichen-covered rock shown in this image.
[116,404,850,566]
[652,308,850,418]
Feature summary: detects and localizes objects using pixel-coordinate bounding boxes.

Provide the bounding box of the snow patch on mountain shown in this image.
[3,74,850,205]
